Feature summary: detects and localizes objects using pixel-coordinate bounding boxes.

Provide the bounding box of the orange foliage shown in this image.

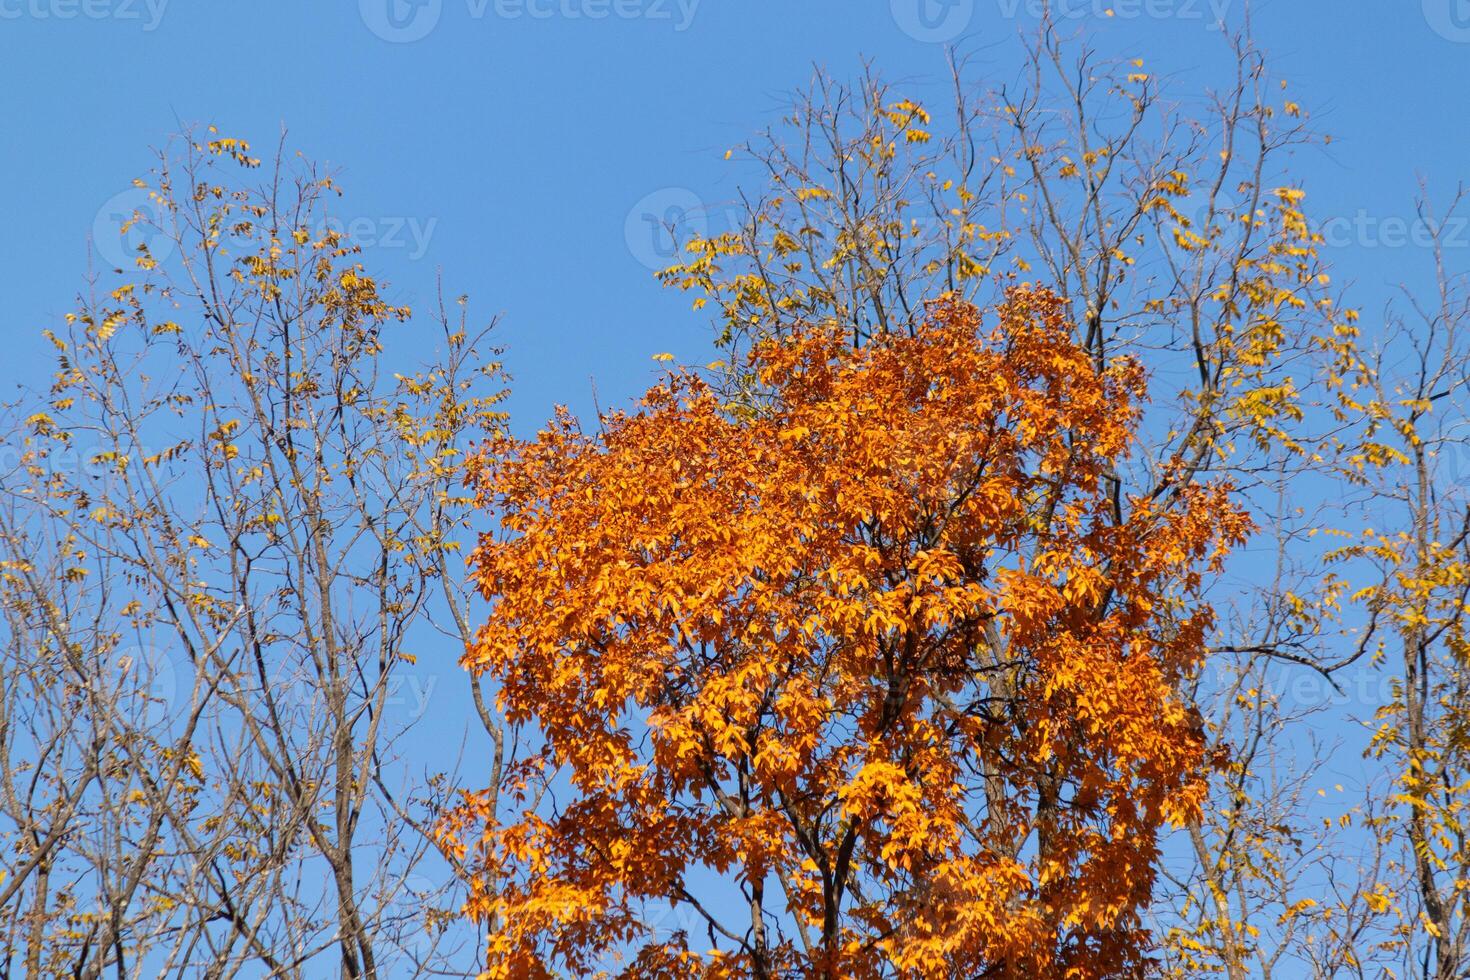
[454,287,1252,978]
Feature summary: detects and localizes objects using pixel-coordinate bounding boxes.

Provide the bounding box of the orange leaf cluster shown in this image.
[457,287,1251,978]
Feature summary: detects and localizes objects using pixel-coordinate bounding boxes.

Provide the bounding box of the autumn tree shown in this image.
[0,130,510,977]
[445,14,1461,974]
[1321,190,1470,979]
[650,17,1380,976]
[451,288,1251,977]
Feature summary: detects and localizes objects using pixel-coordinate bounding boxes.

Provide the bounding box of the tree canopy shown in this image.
[451,288,1250,978]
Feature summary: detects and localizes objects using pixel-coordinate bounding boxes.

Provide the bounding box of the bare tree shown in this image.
[0,129,511,977]
[1333,189,1470,980]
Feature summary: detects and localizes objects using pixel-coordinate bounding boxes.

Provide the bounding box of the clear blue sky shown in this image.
[2,0,1467,426]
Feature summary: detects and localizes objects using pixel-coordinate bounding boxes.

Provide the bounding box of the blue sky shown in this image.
[2,0,1468,428]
